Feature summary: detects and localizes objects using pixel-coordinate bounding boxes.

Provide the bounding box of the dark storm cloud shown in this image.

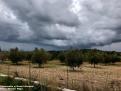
[0,0,121,50]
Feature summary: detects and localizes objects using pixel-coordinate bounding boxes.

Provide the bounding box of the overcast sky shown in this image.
[0,0,121,51]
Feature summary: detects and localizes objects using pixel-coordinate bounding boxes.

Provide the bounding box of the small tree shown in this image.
[24,52,33,61]
[65,50,83,70]
[0,53,7,62]
[102,54,112,65]
[31,48,49,67]
[90,55,99,68]
[111,55,120,64]
[89,50,101,68]
[9,48,23,64]
[58,52,66,63]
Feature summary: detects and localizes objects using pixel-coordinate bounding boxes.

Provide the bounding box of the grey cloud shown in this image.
[92,42,121,52]
[0,41,57,51]
[4,0,79,26]
[0,0,121,50]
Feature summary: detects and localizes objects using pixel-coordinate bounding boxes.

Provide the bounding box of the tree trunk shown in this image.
[38,64,41,68]
[72,67,75,71]
[94,63,96,68]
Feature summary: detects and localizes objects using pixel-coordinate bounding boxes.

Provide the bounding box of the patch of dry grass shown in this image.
[0,61,121,91]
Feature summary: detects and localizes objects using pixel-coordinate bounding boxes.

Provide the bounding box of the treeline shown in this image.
[0,47,50,67]
[58,49,121,69]
[0,48,121,69]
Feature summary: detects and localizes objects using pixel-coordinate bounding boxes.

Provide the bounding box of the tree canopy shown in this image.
[31,48,49,67]
[9,48,23,64]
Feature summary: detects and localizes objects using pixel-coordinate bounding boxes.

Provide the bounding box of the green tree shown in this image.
[90,55,99,68]
[102,54,111,65]
[24,52,33,61]
[110,55,120,64]
[58,52,66,63]
[9,48,23,64]
[31,48,49,67]
[0,53,7,62]
[65,50,83,70]
[89,51,103,68]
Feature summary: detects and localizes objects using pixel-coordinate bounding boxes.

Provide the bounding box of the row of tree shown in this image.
[8,48,50,67]
[58,49,121,69]
[0,48,121,69]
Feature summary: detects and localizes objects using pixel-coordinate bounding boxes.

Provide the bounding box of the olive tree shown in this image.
[65,50,83,70]
[9,48,23,64]
[58,52,66,63]
[90,55,99,68]
[31,48,49,67]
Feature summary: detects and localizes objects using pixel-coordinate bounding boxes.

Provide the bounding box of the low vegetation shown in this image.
[0,48,121,91]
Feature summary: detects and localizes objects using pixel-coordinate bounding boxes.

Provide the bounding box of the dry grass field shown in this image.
[0,60,121,91]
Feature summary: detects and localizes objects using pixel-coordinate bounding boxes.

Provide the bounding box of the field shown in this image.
[0,60,121,91]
